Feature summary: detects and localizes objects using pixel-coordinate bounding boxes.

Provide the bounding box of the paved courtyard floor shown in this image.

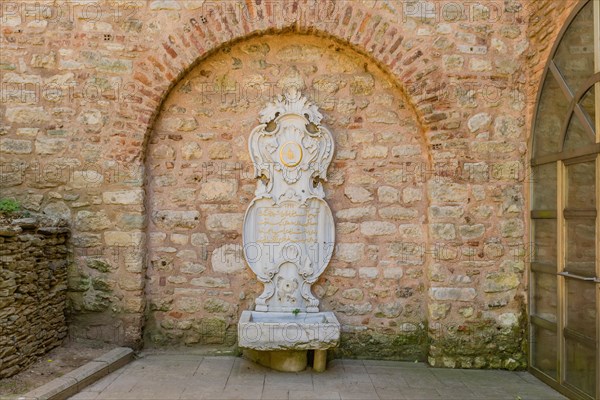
[69,354,566,400]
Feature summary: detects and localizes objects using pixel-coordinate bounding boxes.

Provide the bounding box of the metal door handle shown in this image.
[557,271,598,282]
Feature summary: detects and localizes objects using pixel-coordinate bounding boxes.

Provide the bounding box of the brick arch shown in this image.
[131,0,440,163]
[524,0,581,150]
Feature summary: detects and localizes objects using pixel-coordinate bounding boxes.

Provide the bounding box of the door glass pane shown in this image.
[566,279,597,338]
[565,218,596,276]
[565,161,596,275]
[564,114,594,152]
[579,85,596,130]
[533,73,570,158]
[564,279,596,396]
[532,163,557,210]
[565,339,597,397]
[531,325,558,379]
[531,272,557,322]
[533,219,557,265]
[553,1,595,93]
[567,161,595,209]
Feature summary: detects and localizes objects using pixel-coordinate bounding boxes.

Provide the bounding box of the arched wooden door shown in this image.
[530,1,600,399]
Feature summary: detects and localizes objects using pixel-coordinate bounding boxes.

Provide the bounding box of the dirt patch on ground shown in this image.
[0,340,116,399]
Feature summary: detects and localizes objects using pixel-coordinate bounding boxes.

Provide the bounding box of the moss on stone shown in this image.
[333,325,429,361]
[428,310,528,370]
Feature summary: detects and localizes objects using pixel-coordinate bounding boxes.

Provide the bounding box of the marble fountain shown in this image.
[237,90,340,372]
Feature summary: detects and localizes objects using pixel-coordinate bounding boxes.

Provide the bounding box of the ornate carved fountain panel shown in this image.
[242,90,335,313]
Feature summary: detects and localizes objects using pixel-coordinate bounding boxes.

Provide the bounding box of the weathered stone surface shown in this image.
[402,187,422,203]
[75,211,111,231]
[208,142,232,159]
[467,113,492,132]
[392,145,421,157]
[378,186,400,203]
[104,231,144,247]
[152,210,200,229]
[430,223,456,240]
[429,206,464,219]
[103,189,144,205]
[198,180,237,202]
[35,138,67,155]
[494,116,521,139]
[204,298,230,313]
[381,267,403,280]
[181,142,203,159]
[5,107,50,124]
[429,287,477,301]
[350,73,375,95]
[181,262,206,274]
[459,224,485,239]
[206,213,243,231]
[151,144,174,159]
[43,202,71,219]
[336,302,373,316]
[336,206,377,221]
[333,268,357,278]
[190,276,229,288]
[359,267,378,278]
[443,54,464,71]
[500,219,524,238]
[0,139,33,154]
[362,145,388,159]
[428,181,468,203]
[344,186,373,203]
[211,244,245,274]
[336,222,358,234]
[379,206,418,220]
[177,297,201,313]
[429,303,451,320]
[360,221,397,236]
[277,44,323,62]
[376,301,403,318]
[484,272,520,293]
[341,288,364,301]
[191,233,209,247]
[335,243,365,263]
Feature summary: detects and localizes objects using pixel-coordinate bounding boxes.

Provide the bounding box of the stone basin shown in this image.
[238,310,341,372]
[238,310,340,351]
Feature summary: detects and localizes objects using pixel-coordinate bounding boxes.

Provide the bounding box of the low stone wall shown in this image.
[0,215,70,379]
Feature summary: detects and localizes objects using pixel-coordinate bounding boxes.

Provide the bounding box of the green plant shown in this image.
[292,308,300,316]
[0,199,19,213]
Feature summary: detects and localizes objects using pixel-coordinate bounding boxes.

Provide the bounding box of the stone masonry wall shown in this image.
[0,214,69,378]
[0,0,582,367]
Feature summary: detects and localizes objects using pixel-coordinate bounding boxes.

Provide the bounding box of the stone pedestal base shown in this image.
[243,349,307,372]
[313,349,327,373]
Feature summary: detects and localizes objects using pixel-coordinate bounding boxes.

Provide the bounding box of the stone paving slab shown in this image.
[69,355,567,400]
[21,348,133,400]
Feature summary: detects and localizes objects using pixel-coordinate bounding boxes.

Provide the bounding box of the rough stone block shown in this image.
[211,244,245,274]
[102,189,144,205]
[360,221,397,236]
[429,287,477,301]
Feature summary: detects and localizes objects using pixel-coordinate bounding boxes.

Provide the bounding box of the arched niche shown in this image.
[144,33,429,355]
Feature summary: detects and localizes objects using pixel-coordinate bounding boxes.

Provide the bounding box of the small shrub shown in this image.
[0,199,20,213]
